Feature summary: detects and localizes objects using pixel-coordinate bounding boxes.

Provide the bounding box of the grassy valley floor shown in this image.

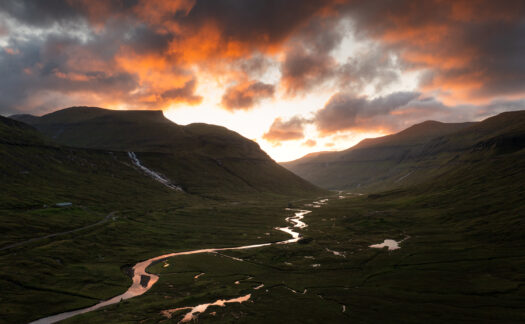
[57,180,525,323]
[1,115,524,323]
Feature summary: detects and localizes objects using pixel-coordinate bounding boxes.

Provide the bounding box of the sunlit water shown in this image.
[30,204,319,323]
[160,294,252,322]
[369,237,409,251]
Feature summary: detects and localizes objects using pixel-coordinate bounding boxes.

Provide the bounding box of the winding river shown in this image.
[30,206,318,323]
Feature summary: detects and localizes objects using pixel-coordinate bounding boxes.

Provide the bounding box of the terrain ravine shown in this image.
[30,202,325,323]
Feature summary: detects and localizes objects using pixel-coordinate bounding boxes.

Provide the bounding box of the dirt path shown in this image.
[0,211,118,252]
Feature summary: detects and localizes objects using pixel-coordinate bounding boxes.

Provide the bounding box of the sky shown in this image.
[1,1,525,162]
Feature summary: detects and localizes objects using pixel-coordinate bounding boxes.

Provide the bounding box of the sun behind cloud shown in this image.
[1,0,525,161]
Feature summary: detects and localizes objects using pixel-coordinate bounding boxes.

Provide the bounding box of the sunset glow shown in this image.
[1,1,525,161]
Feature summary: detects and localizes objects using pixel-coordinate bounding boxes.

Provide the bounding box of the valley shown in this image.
[2,2,525,323]
[1,108,524,323]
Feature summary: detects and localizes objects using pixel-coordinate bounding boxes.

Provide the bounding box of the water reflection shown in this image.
[31,204,323,324]
[369,237,409,251]
[161,294,252,323]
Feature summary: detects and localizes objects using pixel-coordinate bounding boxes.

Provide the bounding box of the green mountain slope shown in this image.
[0,116,50,146]
[10,106,324,198]
[1,111,324,323]
[282,111,525,191]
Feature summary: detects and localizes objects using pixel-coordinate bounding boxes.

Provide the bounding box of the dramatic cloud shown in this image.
[313,91,525,136]
[315,92,421,134]
[0,0,341,114]
[263,116,307,143]
[344,0,525,104]
[0,0,524,161]
[281,45,337,96]
[338,46,401,94]
[221,80,274,110]
[161,78,202,104]
[280,18,345,96]
[174,0,338,60]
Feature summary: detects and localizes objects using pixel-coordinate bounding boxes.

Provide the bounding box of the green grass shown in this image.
[1,110,524,323]
[283,110,525,192]
[50,150,525,324]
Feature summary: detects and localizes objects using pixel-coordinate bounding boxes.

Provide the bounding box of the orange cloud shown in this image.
[263,116,306,144]
[302,139,317,147]
[3,0,525,118]
[114,47,201,107]
[351,0,525,104]
[221,80,274,110]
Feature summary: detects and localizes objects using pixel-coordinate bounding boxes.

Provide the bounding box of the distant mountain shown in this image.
[282,111,525,191]
[7,106,324,199]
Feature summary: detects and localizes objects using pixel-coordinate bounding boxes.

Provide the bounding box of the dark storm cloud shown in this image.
[279,0,525,101]
[221,81,274,110]
[280,18,345,95]
[0,27,199,115]
[341,0,525,103]
[338,46,401,94]
[0,33,139,115]
[180,0,336,50]
[0,0,83,27]
[124,24,174,55]
[280,46,337,95]
[0,2,200,115]
[162,79,202,104]
[0,0,138,27]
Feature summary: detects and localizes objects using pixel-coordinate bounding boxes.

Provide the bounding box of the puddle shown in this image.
[369,237,409,251]
[161,294,251,323]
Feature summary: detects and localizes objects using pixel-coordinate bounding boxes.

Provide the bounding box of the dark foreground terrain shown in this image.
[1,109,524,323]
[57,145,525,324]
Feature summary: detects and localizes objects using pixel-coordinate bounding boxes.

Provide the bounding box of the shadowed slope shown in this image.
[282,111,525,191]
[9,106,324,198]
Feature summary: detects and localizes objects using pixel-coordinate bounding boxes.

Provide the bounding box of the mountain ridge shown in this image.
[282,110,525,191]
[6,106,325,199]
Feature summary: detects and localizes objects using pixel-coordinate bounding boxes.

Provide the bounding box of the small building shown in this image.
[55,202,73,207]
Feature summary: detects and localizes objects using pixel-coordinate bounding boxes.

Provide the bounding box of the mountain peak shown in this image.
[353,120,473,150]
[36,106,170,125]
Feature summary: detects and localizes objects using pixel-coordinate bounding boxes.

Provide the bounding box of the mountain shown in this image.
[282,111,525,191]
[11,107,261,157]
[1,109,324,323]
[7,106,324,199]
[0,115,50,146]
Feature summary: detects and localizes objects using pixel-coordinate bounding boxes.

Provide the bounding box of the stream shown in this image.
[30,206,317,323]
